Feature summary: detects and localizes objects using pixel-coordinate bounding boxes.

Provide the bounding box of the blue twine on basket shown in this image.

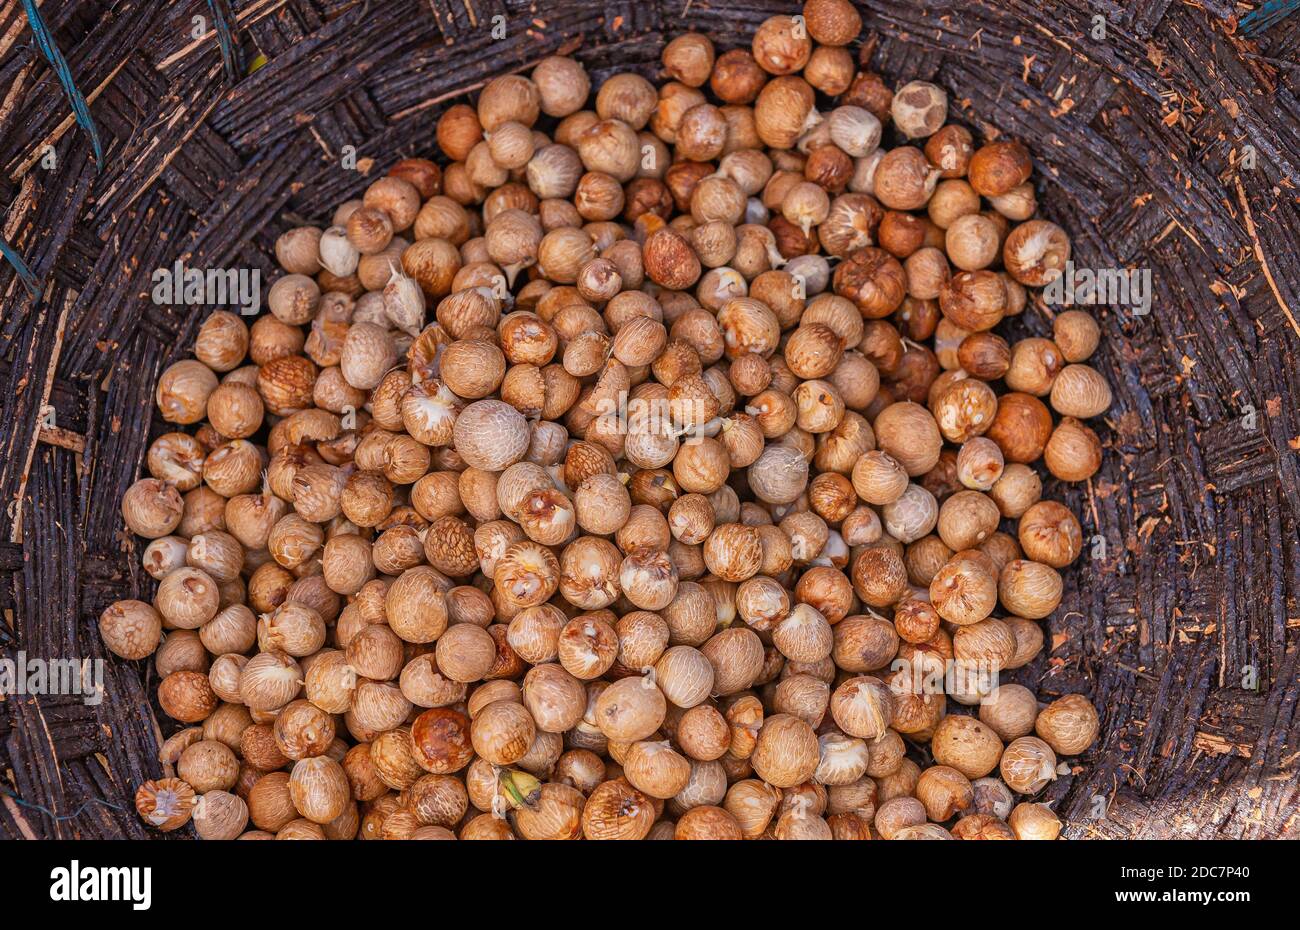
[1240,0,1300,35]
[206,0,245,84]
[20,0,103,169]
[0,236,41,300]
[1,785,126,823]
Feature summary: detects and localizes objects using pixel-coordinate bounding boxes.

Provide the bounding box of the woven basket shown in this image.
[0,0,1297,839]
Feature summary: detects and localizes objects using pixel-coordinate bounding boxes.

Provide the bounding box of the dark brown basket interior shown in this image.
[0,0,1297,839]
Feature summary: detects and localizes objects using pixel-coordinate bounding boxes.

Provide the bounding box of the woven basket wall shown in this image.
[0,0,1297,839]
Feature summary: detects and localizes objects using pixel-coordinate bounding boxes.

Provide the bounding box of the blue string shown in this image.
[1240,0,1300,35]
[0,235,41,299]
[1,785,126,823]
[20,0,103,170]
[205,0,245,84]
